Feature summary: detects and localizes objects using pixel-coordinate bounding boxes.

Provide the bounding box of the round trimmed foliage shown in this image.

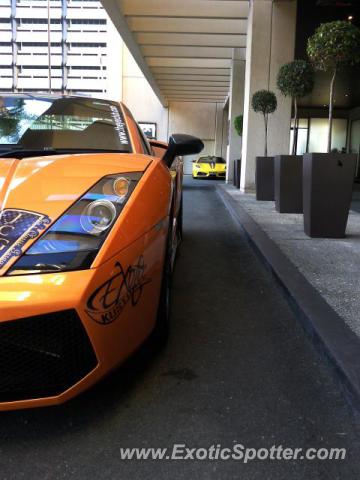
[251,90,277,115]
[277,60,314,99]
[307,20,360,72]
[234,115,243,136]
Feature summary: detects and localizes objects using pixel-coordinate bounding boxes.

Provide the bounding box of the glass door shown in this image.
[290,118,309,155]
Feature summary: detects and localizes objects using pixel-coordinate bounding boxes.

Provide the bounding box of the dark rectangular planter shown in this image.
[256,156,274,201]
[235,158,241,188]
[303,153,357,238]
[274,155,303,213]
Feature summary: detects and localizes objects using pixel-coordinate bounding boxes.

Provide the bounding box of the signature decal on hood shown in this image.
[0,209,51,269]
[86,256,151,325]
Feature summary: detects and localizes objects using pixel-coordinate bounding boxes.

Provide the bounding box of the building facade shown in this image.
[0,0,215,169]
[0,0,121,98]
[2,0,358,177]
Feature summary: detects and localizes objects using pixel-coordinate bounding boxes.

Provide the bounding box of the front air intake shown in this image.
[0,310,97,402]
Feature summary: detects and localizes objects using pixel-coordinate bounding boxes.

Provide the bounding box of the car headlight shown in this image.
[195,164,201,169]
[80,199,117,235]
[7,173,141,276]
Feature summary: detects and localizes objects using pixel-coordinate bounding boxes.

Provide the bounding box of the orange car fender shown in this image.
[78,224,167,369]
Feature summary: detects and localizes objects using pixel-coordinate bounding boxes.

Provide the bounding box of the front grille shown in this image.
[0,310,98,402]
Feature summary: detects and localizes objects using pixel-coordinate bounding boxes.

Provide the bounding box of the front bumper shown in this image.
[193,170,226,178]
[0,230,164,411]
[0,269,102,410]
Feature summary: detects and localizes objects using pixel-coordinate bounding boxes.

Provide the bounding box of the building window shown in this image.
[70,65,104,70]
[70,43,106,47]
[17,19,61,24]
[308,118,347,153]
[19,42,62,47]
[290,119,309,155]
[68,19,106,25]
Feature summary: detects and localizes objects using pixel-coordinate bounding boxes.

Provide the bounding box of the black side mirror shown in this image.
[162,134,204,167]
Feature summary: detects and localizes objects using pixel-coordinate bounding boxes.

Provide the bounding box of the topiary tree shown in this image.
[251,90,277,157]
[277,60,314,155]
[234,115,243,137]
[307,20,360,153]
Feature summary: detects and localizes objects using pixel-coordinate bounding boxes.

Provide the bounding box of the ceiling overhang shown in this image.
[101,0,249,106]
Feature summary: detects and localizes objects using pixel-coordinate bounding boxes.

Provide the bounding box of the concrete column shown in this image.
[226,49,245,183]
[10,0,17,92]
[221,105,229,159]
[240,0,297,192]
[268,1,297,156]
[214,102,225,157]
[61,0,68,93]
[106,21,123,101]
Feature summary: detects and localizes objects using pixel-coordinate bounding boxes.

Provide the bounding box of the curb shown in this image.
[217,184,360,410]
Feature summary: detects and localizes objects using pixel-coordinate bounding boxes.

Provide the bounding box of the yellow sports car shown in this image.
[192,156,226,179]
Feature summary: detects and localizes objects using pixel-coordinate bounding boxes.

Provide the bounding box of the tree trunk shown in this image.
[292,97,298,156]
[328,69,337,154]
[264,113,268,157]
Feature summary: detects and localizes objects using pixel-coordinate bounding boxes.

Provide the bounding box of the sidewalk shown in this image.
[217,182,360,407]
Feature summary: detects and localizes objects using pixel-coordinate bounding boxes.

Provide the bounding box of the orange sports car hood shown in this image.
[0,153,152,275]
[0,152,151,215]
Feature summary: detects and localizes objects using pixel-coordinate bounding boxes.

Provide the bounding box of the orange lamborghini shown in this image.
[0,94,203,410]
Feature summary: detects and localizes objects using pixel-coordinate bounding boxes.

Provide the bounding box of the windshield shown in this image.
[0,96,131,154]
[198,156,225,164]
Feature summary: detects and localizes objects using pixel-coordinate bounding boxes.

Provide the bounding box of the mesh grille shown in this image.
[0,310,98,402]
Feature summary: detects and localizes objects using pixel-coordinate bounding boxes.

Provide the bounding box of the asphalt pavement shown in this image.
[0,176,359,479]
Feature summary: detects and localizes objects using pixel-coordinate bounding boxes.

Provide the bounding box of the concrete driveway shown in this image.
[0,177,359,479]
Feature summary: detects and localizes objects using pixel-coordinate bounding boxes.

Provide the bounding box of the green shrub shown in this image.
[277,60,314,154]
[234,115,243,137]
[307,21,360,152]
[251,90,277,156]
